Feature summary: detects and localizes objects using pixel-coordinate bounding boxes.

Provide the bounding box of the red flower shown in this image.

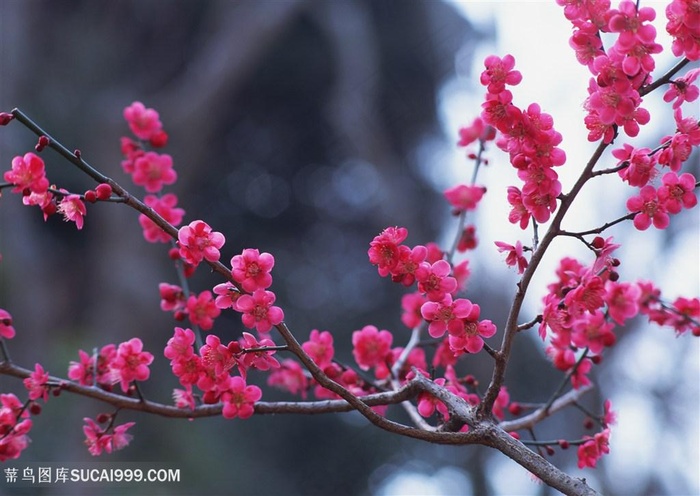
[235,289,284,333]
[177,220,226,266]
[368,226,408,277]
[131,152,177,193]
[301,330,334,368]
[186,291,221,331]
[577,428,611,469]
[221,376,262,419]
[139,194,185,243]
[231,248,275,292]
[0,309,16,339]
[111,338,154,393]
[24,363,50,402]
[626,185,670,230]
[123,101,164,141]
[352,325,393,371]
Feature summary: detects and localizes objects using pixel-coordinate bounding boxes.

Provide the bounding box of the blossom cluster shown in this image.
[619,112,700,230]
[163,328,268,419]
[478,54,567,229]
[68,338,154,394]
[541,235,699,392]
[0,394,32,462]
[1,151,107,229]
[83,416,135,456]
[366,227,495,372]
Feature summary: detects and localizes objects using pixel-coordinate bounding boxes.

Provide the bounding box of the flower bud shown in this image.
[0,112,14,125]
[84,190,98,203]
[95,183,113,200]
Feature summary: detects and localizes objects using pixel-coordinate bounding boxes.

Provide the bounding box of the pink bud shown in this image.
[0,112,14,125]
[95,183,112,200]
[35,135,50,152]
[84,190,97,203]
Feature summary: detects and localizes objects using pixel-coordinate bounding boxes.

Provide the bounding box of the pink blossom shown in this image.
[159,283,185,313]
[68,345,117,388]
[24,363,50,402]
[139,194,185,243]
[569,22,605,70]
[4,152,49,194]
[674,108,700,145]
[656,132,693,171]
[607,2,662,76]
[82,418,112,456]
[199,334,237,378]
[432,338,458,368]
[666,0,700,61]
[481,90,521,133]
[177,220,226,266]
[592,236,621,275]
[268,359,308,398]
[608,2,657,46]
[565,275,606,315]
[663,68,700,108]
[453,259,471,291]
[603,399,617,427]
[376,346,427,382]
[401,292,427,329]
[172,387,196,410]
[571,311,616,354]
[0,309,16,339]
[417,378,448,418]
[577,428,611,469]
[507,186,530,229]
[238,332,281,378]
[443,184,486,212]
[415,260,458,302]
[235,289,284,333]
[111,338,154,392]
[164,327,196,361]
[301,330,334,368]
[390,244,428,286]
[521,176,562,224]
[421,295,475,339]
[57,194,87,229]
[212,282,241,309]
[82,417,135,456]
[231,248,275,292]
[457,117,495,147]
[352,325,393,371]
[492,387,511,421]
[186,290,221,331]
[456,225,478,252]
[111,422,136,451]
[657,171,698,214]
[626,185,670,230]
[495,240,528,274]
[130,152,177,193]
[612,144,657,187]
[170,354,202,387]
[672,297,700,335]
[0,395,31,461]
[123,101,163,141]
[480,54,522,94]
[556,0,612,29]
[447,303,497,355]
[368,226,408,277]
[221,376,262,419]
[604,281,642,325]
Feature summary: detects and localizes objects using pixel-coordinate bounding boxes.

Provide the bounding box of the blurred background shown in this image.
[0,1,697,495]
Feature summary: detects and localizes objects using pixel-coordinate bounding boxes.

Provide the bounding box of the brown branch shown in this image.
[498,385,594,432]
